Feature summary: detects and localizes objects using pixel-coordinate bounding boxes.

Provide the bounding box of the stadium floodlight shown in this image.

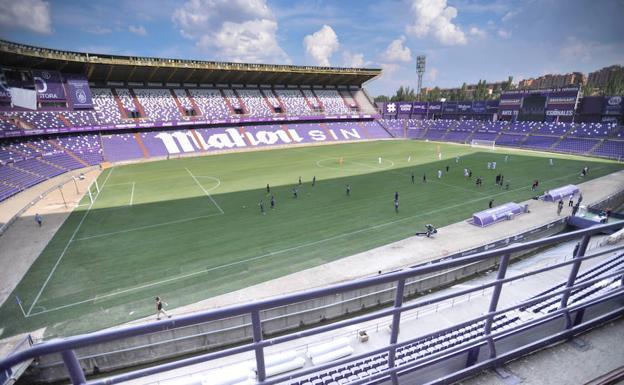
[416,55,426,101]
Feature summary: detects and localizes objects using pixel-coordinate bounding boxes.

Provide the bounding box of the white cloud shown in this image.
[303,25,339,66]
[426,67,439,82]
[84,25,113,35]
[0,0,52,34]
[382,36,412,63]
[129,25,147,36]
[560,37,598,63]
[172,0,289,63]
[468,27,486,38]
[498,29,511,39]
[342,51,365,68]
[405,0,466,46]
[502,9,519,22]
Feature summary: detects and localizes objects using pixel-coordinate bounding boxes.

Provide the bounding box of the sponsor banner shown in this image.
[545,109,574,116]
[499,98,522,106]
[547,96,577,105]
[384,102,398,117]
[397,102,413,116]
[428,102,443,111]
[412,102,428,113]
[443,102,457,113]
[65,74,93,108]
[148,124,376,157]
[601,116,619,123]
[500,110,519,116]
[472,101,486,113]
[457,102,472,113]
[603,96,623,115]
[32,70,66,101]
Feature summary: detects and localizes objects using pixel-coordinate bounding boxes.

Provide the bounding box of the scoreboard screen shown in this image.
[519,95,547,121]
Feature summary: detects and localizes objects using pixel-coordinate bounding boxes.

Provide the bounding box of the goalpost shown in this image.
[470,139,496,150]
[86,179,100,205]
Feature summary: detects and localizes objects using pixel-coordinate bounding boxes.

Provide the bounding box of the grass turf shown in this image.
[0,140,621,338]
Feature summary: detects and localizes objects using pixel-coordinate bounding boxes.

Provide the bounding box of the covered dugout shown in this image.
[472,202,529,227]
[544,185,580,202]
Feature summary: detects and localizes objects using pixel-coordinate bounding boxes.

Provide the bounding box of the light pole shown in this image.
[416,55,426,101]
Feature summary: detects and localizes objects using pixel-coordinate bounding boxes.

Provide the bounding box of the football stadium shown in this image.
[0,1,624,384]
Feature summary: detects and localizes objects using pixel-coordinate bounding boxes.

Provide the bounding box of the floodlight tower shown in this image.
[416,55,426,101]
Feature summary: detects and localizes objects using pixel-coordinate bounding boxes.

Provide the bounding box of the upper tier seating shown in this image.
[92,88,125,124]
[275,89,313,116]
[236,89,274,117]
[188,89,231,119]
[134,89,185,122]
[314,90,350,114]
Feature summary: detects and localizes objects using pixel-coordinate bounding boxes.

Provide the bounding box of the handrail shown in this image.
[1,220,623,384]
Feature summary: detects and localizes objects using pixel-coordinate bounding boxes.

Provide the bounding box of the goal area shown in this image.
[470,139,496,149]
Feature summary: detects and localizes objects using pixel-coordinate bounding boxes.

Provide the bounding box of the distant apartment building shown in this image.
[422,80,508,99]
[518,72,586,89]
[588,65,624,88]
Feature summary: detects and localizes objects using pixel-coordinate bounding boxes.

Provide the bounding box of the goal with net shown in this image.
[470,139,496,149]
[86,179,100,205]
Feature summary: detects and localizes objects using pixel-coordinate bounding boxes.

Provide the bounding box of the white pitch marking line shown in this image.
[26,165,611,317]
[129,182,135,206]
[26,167,115,316]
[185,167,224,214]
[73,212,223,242]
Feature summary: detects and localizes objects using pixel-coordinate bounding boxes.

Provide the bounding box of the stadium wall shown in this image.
[28,219,567,383]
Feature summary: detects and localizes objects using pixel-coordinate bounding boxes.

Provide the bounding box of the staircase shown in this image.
[231,89,249,114]
[57,113,73,128]
[219,89,237,115]
[47,139,90,167]
[133,133,150,158]
[38,157,67,171]
[128,89,147,117]
[299,89,316,111]
[10,163,45,178]
[185,89,203,116]
[440,121,461,141]
[170,89,189,117]
[110,89,129,119]
[259,89,278,113]
[587,139,605,155]
[270,89,288,113]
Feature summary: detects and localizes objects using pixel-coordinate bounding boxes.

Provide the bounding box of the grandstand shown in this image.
[0,38,624,385]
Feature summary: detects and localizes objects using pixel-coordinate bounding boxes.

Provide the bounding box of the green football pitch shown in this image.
[1,140,622,338]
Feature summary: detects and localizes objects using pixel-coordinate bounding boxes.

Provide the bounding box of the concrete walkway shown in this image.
[0,168,100,308]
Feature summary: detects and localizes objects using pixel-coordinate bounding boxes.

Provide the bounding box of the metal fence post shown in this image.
[484,254,510,358]
[560,234,591,329]
[61,350,86,385]
[251,310,266,382]
[388,278,406,385]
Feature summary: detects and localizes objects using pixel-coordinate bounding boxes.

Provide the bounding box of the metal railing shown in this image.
[1,221,623,385]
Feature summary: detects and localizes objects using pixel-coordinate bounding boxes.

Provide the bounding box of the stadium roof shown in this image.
[0,40,381,87]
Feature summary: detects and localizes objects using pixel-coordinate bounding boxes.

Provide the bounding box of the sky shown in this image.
[0,0,622,96]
